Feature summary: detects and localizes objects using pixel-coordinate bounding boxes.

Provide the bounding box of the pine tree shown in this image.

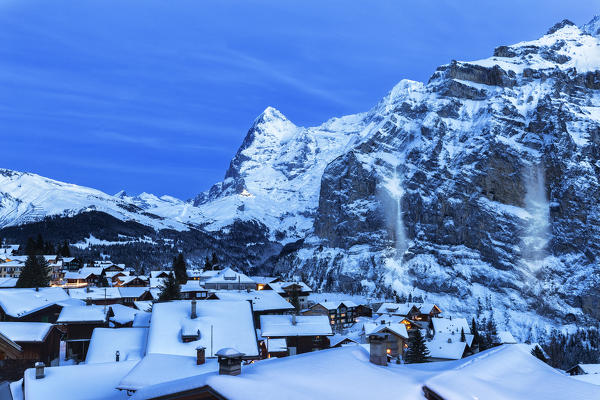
[460,327,466,342]
[157,273,181,302]
[16,255,50,288]
[173,253,187,284]
[25,237,39,256]
[289,286,301,312]
[471,318,480,351]
[203,255,212,271]
[60,241,71,257]
[405,329,430,363]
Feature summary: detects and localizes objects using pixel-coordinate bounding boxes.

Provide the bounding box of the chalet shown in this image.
[118,287,152,306]
[262,281,312,309]
[355,304,373,317]
[117,276,149,287]
[106,270,130,285]
[0,287,70,322]
[62,257,81,270]
[0,260,24,278]
[260,314,332,355]
[150,270,173,280]
[0,322,61,381]
[203,268,256,291]
[363,320,409,358]
[213,290,294,328]
[302,300,358,329]
[64,267,103,287]
[375,302,442,321]
[56,304,111,362]
[567,363,600,376]
[146,300,260,359]
[426,334,471,362]
[186,269,203,281]
[180,281,214,300]
[109,304,148,328]
[495,330,517,345]
[329,334,360,348]
[249,276,281,291]
[102,263,126,273]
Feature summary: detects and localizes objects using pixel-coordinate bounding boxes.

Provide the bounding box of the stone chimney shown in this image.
[116,350,120,362]
[191,299,197,319]
[368,333,387,366]
[216,348,245,376]
[196,346,206,365]
[35,362,45,379]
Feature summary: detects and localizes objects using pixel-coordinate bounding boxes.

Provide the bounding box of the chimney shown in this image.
[115,350,120,362]
[291,314,297,325]
[216,348,245,376]
[368,333,387,366]
[35,362,45,379]
[191,299,197,319]
[196,346,206,365]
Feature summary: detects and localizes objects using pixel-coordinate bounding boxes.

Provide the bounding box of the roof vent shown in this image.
[35,362,45,379]
[216,348,245,376]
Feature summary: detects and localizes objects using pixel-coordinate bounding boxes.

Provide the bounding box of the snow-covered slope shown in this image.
[0,169,203,231]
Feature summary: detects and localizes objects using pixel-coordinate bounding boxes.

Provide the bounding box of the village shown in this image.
[0,240,598,399]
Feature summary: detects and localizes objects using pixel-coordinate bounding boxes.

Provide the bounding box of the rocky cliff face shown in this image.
[259,19,600,334]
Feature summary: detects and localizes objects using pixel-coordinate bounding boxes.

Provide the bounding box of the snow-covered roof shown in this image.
[497,330,517,344]
[216,347,244,357]
[426,335,468,360]
[180,280,208,293]
[572,373,600,385]
[134,301,153,312]
[110,304,145,325]
[204,268,255,284]
[77,267,104,277]
[314,300,358,310]
[260,315,332,337]
[57,305,109,323]
[68,287,121,301]
[0,287,69,318]
[185,269,203,278]
[133,312,152,327]
[329,334,358,347]
[431,317,470,335]
[118,287,150,298]
[119,275,148,286]
[129,344,600,400]
[118,354,217,392]
[249,276,278,285]
[150,270,173,279]
[366,322,409,339]
[577,364,600,375]
[214,290,294,312]
[147,300,259,358]
[149,277,167,288]
[266,281,312,294]
[0,322,53,342]
[23,360,136,400]
[0,277,17,288]
[375,302,439,316]
[86,327,148,364]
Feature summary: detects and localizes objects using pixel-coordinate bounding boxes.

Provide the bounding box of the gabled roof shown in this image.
[68,287,122,301]
[0,277,17,288]
[57,305,109,324]
[147,300,259,357]
[86,327,148,364]
[368,322,409,339]
[329,334,359,347]
[313,300,358,310]
[496,330,517,344]
[204,268,255,284]
[0,287,69,318]
[265,281,312,294]
[260,315,332,337]
[0,322,53,342]
[118,287,150,299]
[431,317,471,335]
[573,364,600,375]
[110,304,145,325]
[150,271,173,279]
[213,290,294,312]
[375,302,440,316]
[426,335,468,360]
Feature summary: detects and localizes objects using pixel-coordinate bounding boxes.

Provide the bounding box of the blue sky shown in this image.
[1,0,598,199]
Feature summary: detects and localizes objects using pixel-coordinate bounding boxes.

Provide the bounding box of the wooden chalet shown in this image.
[56,305,111,362]
[0,322,61,381]
[260,314,332,356]
[302,300,358,330]
[117,276,149,287]
[262,281,312,309]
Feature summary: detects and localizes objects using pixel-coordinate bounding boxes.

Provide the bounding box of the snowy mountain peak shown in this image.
[581,15,600,36]
[546,19,576,35]
[114,190,127,198]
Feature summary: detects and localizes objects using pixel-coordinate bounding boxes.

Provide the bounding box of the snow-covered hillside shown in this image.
[0,169,203,231]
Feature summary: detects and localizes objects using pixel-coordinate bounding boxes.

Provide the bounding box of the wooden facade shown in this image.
[0,326,61,381]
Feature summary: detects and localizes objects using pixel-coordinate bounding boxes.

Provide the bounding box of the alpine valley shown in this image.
[4,17,600,338]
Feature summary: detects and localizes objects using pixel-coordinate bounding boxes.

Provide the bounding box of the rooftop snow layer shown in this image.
[260,315,332,337]
[86,327,148,364]
[0,288,69,318]
[0,322,52,342]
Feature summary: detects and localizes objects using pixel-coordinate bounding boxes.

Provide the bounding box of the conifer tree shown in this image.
[460,327,466,342]
[16,255,50,288]
[405,329,430,363]
[203,255,212,271]
[157,273,181,302]
[210,252,219,270]
[531,345,547,364]
[173,253,187,284]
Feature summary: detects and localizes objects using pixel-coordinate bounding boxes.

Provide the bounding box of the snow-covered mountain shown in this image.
[3,17,600,336]
[0,169,203,231]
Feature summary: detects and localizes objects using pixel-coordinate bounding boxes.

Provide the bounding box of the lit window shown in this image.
[386,349,391,354]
